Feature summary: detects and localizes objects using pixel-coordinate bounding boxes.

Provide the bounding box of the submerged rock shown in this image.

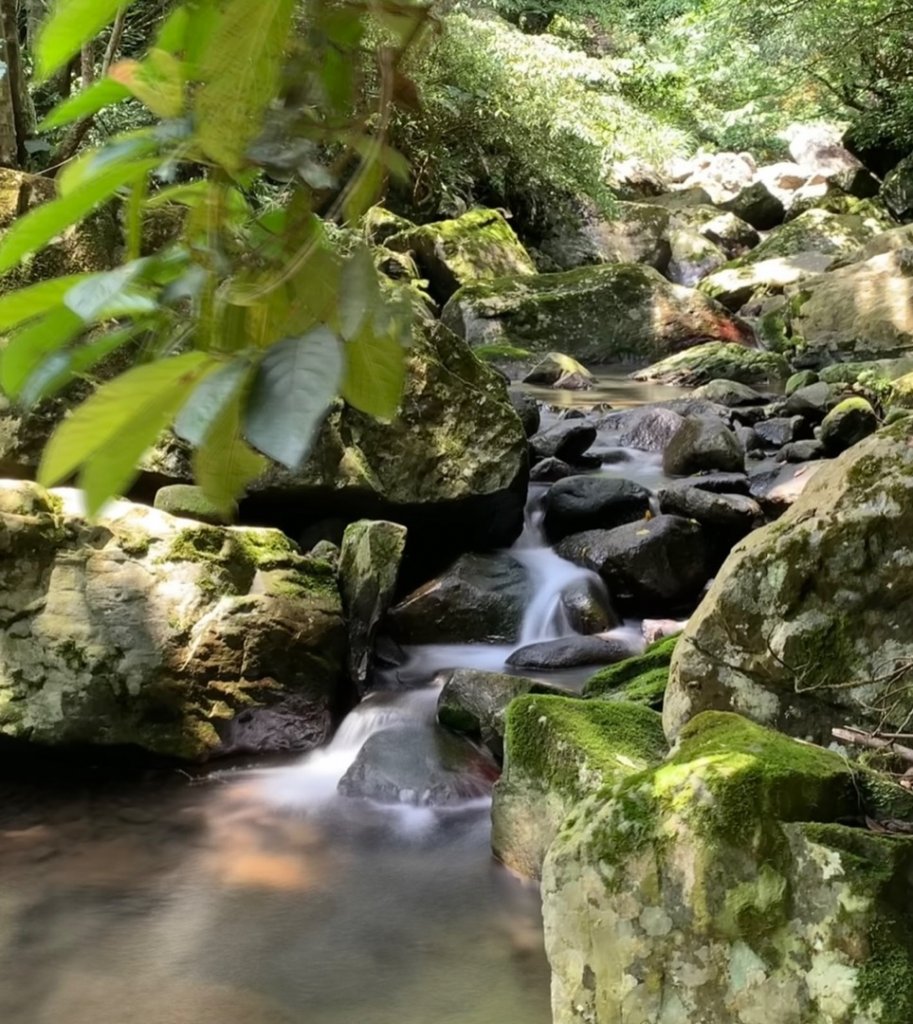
[492,696,666,878]
[0,483,348,760]
[338,519,407,692]
[665,425,913,743]
[338,725,498,806]
[542,711,913,1024]
[441,263,752,364]
[387,552,530,644]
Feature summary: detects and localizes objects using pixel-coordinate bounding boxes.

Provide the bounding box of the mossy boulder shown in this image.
[841,223,913,265]
[523,351,595,387]
[386,207,536,302]
[583,634,678,707]
[542,711,913,1024]
[632,342,790,387]
[0,483,348,761]
[882,153,913,222]
[665,425,913,745]
[492,696,666,878]
[669,205,760,257]
[890,371,913,409]
[437,668,540,760]
[700,251,835,311]
[338,519,407,692]
[153,484,234,525]
[442,264,752,364]
[820,396,879,454]
[538,200,672,272]
[783,248,913,365]
[361,205,415,245]
[739,208,884,265]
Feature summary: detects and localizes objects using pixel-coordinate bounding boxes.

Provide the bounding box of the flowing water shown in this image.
[0,370,679,1024]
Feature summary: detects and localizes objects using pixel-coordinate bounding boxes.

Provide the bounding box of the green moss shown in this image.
[153,484,234,525]
[634,341,790,387]
[584,634,679,707]
[473,343,532,361]
[718,863,788,940]
[503,695,666,798]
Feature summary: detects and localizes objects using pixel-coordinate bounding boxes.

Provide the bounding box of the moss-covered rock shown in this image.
[542,710,913,1024]
[538,200,672,272]
[153,484,234,525]
[386,207,536,302]
[820,396,879,454]
[632,341,790,387]
[492,696,666,878]
[361,205,415,245]
[783,248,913,365]
[442,264,752,364]
[739,208,884,265]
[0,485,348,761]
[882,154,913,222]
[890,370,913,409]
[583,634,678,706]
[700,251,835,311]
[338,519,406,692]
[436,668,540,759]
[665,425,913,744]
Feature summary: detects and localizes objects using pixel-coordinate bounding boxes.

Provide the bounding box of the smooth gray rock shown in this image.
[543,475,652,542]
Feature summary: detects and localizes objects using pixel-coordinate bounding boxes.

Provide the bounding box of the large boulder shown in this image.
[632,342,790,387]
[720,181,785,230]
[882,153,913,222]
[542,711,913,1024]
[145,321,530,559]
[555,515,711,614]
[542,476,652,542]
[338,519,407,692]
[441,263,753,364]
[538,200,671,271]
[663,416,746,476]
[665,425,913,744]
[386,207,536,303]
[0,482,348,760]
[700,251,835,311]
[819,397,879,454]
[437,668,540,759]
[595,405,686,452]
[386,551,530,644]
[738,208,884,265]
[783,248,913,365]
[491,696,666,878]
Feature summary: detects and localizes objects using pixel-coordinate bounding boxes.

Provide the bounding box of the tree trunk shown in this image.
[0,0,30,168]
[80,40,95,88]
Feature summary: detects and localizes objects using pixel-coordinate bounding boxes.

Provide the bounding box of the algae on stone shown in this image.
[584,634,678,707]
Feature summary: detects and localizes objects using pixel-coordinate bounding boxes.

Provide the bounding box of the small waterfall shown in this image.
[511,488,612,646]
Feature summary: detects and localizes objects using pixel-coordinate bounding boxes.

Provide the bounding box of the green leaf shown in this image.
[110,50,185,119]
[154,5,190,53]
[39,78,131,130]
[20,324,143,407]
[0,308,86,397]
[37,0,141,81]
[338,245,378,342]
[174,358,252,446]
[341,327,406,421]
[38,352,212,513]
[63,261,150,322]
[243,327,343,468]
[192,391,266,515]
[0,275,88,333]
[0,159,158,275]
[195,0,297,171]
[58,135,158,197]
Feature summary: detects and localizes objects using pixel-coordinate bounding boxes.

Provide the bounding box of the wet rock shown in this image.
[506,634,639,670]
[339,520,407,692]
[492,696,666,878]
[663,416,745,476]
[542,475,652,542]
[820,396,879,454]
[666,425,913,743]
[553,370,593,390]
[779,438,826,463]
[657,486,762,532]
[753,415,808,449]
[508,389,540,436]
[530,420,597,461]
[783,380,836,420]
[785,368,819,394]
[387,552,530,644]
[530,457,574,482]
[556,515,711,613]
[692,378,767,407]
[437,669,539,759]
[596,405,685,452]
[338,725,498,806]
[559,577,620,634]
[672,471,751,495]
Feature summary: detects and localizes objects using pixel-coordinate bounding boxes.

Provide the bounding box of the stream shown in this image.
[0,374,678,1024]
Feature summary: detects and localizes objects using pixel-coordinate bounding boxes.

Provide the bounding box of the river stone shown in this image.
[720,180,785,229]
[542,476,652,542]
[665,223,727,286]
[596,406,685,452]
[386,552,530,644]
[783,381,836,420]
[530,457,574,482]
[560,577,620,634]
[785,369,819,394]
[663,416,745,476]
[632,342,789,387]
[508,388,540,436]
[753,416,808,449]
[440,263,753,364]
[542,711,913,1024]
[523,352,595,387]
[583,634,679,706]
[672,471,750,495]
[386,207,536,303]
[665,425,913,744]
[555,516,711,614]
[692,379,766,407]
[0,483,348,761]
[437,669,539,759]
[338,519,407,692]
[819,396,879,455]
[779,438,826,463]
[784,249,913,365]
[882,153,913,221]
[657,486,762,532]
[491,696,666,878]
[337,724,498,806]
[530,420,597,462]
[506,634,640,671]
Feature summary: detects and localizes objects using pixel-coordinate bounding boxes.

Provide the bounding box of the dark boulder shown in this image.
[663,416,745,476]
[543,475,652,542]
